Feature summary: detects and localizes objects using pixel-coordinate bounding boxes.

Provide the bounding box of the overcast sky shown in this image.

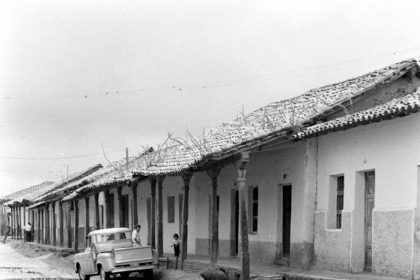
[1,0,419,196]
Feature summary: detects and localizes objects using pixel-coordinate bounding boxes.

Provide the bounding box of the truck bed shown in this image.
[114,246,154,264]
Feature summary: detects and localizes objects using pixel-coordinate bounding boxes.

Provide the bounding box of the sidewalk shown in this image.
[2,237,407,280]
[162,254,407,280]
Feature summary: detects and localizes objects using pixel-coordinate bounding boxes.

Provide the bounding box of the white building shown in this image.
[10,58,420,279]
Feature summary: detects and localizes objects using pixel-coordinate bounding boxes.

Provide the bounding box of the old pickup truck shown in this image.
[74,227,158,280]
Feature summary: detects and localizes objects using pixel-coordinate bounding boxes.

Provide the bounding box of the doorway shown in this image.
[230,189,239,256]
[364,171,375,272]
[282,185,292,257]
[121,194,129,227]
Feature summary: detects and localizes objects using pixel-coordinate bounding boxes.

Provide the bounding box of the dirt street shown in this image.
[0,239,76,278]
[0,239,200,280]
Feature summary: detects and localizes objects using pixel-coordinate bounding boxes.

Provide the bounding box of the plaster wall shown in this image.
[137,175,197,255]
[193,143,306,265]
[314,112,420,278]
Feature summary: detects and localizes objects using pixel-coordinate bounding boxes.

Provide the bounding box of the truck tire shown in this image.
[120,272,130,279]
[143,269,154,280]
[99,266,111,280]
[78,271,90,280]
[77,264,90,280]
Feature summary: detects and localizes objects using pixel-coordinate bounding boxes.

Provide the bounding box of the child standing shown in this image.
[171,233,180,269]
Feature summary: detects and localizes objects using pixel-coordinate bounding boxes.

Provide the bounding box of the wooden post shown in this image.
[52,202,56,246]
[207,167,221,265]
[15,206,18,240]
[94,192,100,229]
[59,200,64,247]
[37,209,41,243]
[157,175,165,257]
[23,205,26,228]
[10,206,15,239]
[150,177,157,249]
[74,199,79,253]
[45,203,50,244]
[18,206,21,239]
[67,203,72,248]
[31,209,34,242]
[117,186,123,227]
[41,208,45,244]
[85,196,90,244]
[237,152,250,280]
[180,172,193,270]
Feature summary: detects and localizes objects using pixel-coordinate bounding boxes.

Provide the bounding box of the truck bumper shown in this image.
[111,264,157,274]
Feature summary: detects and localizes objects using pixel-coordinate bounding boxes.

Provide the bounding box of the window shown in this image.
[327,175,344,229]
[336,176,344,229]
[248,186,258,233]
[168,196,175,223]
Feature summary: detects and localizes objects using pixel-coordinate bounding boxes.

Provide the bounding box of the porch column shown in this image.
[14,207,17,239]
[31,209,34,242]
[59,200,64,247]
[37,209,41,243]
[180,172,193,270]
[23,205,26,227]
[94,192,100,229]
[207,167,221,265]
[150,177,157,249]
[52,202,56,246]
[28,209,35,242]
[157,176,165,257]
[132,185,138,226]
[85,197,90,240]
[104,190,111,228]
[73,199,79,253]
[45,203,50,244]
[10,207,14,239]
[298,138,318,268]
[18,206,21,239]
[67,203,72,248]
[117,186,123,227]
[237,152,250,280]
[41,208,44,244]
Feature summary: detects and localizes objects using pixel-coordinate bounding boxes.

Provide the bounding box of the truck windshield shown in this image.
[95,231,132,243]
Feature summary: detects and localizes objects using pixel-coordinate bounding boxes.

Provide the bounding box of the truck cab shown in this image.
[74,227,157,280]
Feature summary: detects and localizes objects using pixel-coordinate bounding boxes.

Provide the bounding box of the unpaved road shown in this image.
[0,240,75,278]
[0,239,200,280]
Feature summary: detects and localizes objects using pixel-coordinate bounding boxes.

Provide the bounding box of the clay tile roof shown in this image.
[62,157,141,201]
[130,59,419,176]
[32,164,103,203]
[295,87,420,138]
[1,181,54,205]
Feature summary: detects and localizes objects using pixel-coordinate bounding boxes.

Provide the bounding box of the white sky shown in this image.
[1,0,420,196]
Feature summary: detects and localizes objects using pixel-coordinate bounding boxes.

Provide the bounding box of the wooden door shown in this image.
[365,171,375,272]
[122,194,129,227]
[178,194,183,236]
[230,190,239,256]
[208,194,220,255]
[147,197,151,245]
[283,185,292,257]
[109,194,115,228]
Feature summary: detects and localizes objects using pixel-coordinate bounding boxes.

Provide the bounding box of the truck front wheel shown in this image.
[99,265,111,280]
[77,264,90,280]
[143,269,154,280]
